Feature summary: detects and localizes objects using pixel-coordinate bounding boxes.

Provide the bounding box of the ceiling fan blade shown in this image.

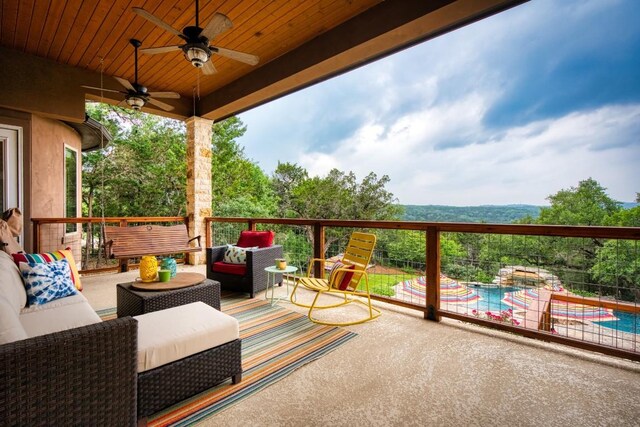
[147,97,175,111]
[202,60,217,75]
[140,45,182,55]
[81,85,122,94]
[201,13,233,40]
[148,91,180,99]
[114,77,135,91]
[212,46,259,66]
[132,7,183,38]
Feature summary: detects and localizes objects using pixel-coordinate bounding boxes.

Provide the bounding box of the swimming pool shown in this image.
[464,286,640,334]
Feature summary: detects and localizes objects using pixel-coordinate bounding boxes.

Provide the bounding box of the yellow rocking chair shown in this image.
[290,232,380,326]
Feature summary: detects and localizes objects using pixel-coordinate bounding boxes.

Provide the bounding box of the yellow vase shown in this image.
[140,255,158,282]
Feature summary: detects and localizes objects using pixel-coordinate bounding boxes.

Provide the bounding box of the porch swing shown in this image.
[88,60,202,272]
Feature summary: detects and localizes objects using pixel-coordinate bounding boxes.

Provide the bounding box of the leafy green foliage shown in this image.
[380,230,464,269]
[273,164,401,220]
[272,162,308,218]
[211,117,275,216]
[271,163,402,254]
[83,106,275,218]
[537,178,620,226]
[606,205,640,227]
[403,204,540,223]
[591,240,640,300]
[84,104,187,217]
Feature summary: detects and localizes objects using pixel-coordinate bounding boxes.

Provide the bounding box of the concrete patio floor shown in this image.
[82,267,640,427]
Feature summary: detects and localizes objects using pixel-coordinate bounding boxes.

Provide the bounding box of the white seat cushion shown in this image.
[0,296,28,344]
[135,302,239,373]
[19,293,101,338]
[0,251,27,313]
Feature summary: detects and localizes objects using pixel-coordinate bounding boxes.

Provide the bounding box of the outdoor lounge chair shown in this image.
[206,230,283,298]
[290,231,380,326]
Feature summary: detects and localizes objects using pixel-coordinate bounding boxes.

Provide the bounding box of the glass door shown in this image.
[0,126,22,242]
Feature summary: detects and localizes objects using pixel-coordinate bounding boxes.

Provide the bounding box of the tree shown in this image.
[591,203,640,299]
[271,164,402,254]
[84,103,187,218]
[533,179,622,287]
[607,205,640,227]
[271,162,308,218]
[537,178,621,226]
[274,166,401,221]
[591,240,640,300]
[211,117,275,216]
[383,231,464,270]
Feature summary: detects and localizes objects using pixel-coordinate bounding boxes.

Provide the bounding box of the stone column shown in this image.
[186,116,213,265]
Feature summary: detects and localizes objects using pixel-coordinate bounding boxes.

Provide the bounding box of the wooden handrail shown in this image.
[205,217,640,240]
[32,217,186,224]
[552,293,640,314]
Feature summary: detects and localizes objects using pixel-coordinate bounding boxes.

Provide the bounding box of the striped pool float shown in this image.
[399,275,481,303]
[502,288,617,322]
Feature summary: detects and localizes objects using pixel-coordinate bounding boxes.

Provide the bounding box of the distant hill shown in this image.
[402,204,541,224]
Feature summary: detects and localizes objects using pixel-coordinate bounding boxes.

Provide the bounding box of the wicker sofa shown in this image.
[206,230,283,298]
[0,251,241,425]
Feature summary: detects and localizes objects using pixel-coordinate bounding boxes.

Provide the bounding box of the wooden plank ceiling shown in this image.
[0,0,527,121]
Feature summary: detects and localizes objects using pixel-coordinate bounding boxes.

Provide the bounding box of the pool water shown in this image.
[465,286,640,334]
[593,313,640,334]
[466,286,518,313]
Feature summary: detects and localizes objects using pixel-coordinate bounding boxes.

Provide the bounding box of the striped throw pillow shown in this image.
[328,261,355,291]
[13,249,83,291]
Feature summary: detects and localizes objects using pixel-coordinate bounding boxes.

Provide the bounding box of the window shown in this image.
[64,146,78,233]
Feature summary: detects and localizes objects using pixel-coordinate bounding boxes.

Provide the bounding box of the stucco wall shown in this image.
[30,115,82,264]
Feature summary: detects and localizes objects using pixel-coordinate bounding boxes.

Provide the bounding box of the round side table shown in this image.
[264,265,298,305]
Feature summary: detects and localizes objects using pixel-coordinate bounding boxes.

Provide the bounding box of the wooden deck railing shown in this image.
[30,215,640,361]
[206,216,640,362]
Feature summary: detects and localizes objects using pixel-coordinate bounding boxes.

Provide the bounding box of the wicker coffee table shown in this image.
[117,276,221,317]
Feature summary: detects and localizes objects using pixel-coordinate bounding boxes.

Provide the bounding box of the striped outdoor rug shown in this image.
[98,295,357,426]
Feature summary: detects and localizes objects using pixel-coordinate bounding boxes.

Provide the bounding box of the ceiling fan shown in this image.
[132,0,259,75]
[82,39,180,111]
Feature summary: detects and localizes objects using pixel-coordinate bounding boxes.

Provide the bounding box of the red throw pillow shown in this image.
[236,230,274,248]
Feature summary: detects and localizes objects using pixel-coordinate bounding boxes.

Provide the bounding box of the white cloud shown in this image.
[237,0,640,206]
[297,102,640,206]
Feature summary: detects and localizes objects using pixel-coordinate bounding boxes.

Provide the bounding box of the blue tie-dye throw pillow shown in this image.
[19,258,77,306]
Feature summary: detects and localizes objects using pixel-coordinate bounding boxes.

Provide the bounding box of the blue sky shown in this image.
[237,0,640,206]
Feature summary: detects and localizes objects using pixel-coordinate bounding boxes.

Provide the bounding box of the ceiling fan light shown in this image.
[185,47,209,68]
[126,96,145,110]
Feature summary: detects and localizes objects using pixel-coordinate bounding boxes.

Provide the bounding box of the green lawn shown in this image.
[362,274,401,297]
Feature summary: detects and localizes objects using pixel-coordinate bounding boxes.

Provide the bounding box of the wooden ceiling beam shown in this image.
[0,46,192,121]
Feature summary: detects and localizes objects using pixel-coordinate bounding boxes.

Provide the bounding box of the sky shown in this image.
[237,0,640,206]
